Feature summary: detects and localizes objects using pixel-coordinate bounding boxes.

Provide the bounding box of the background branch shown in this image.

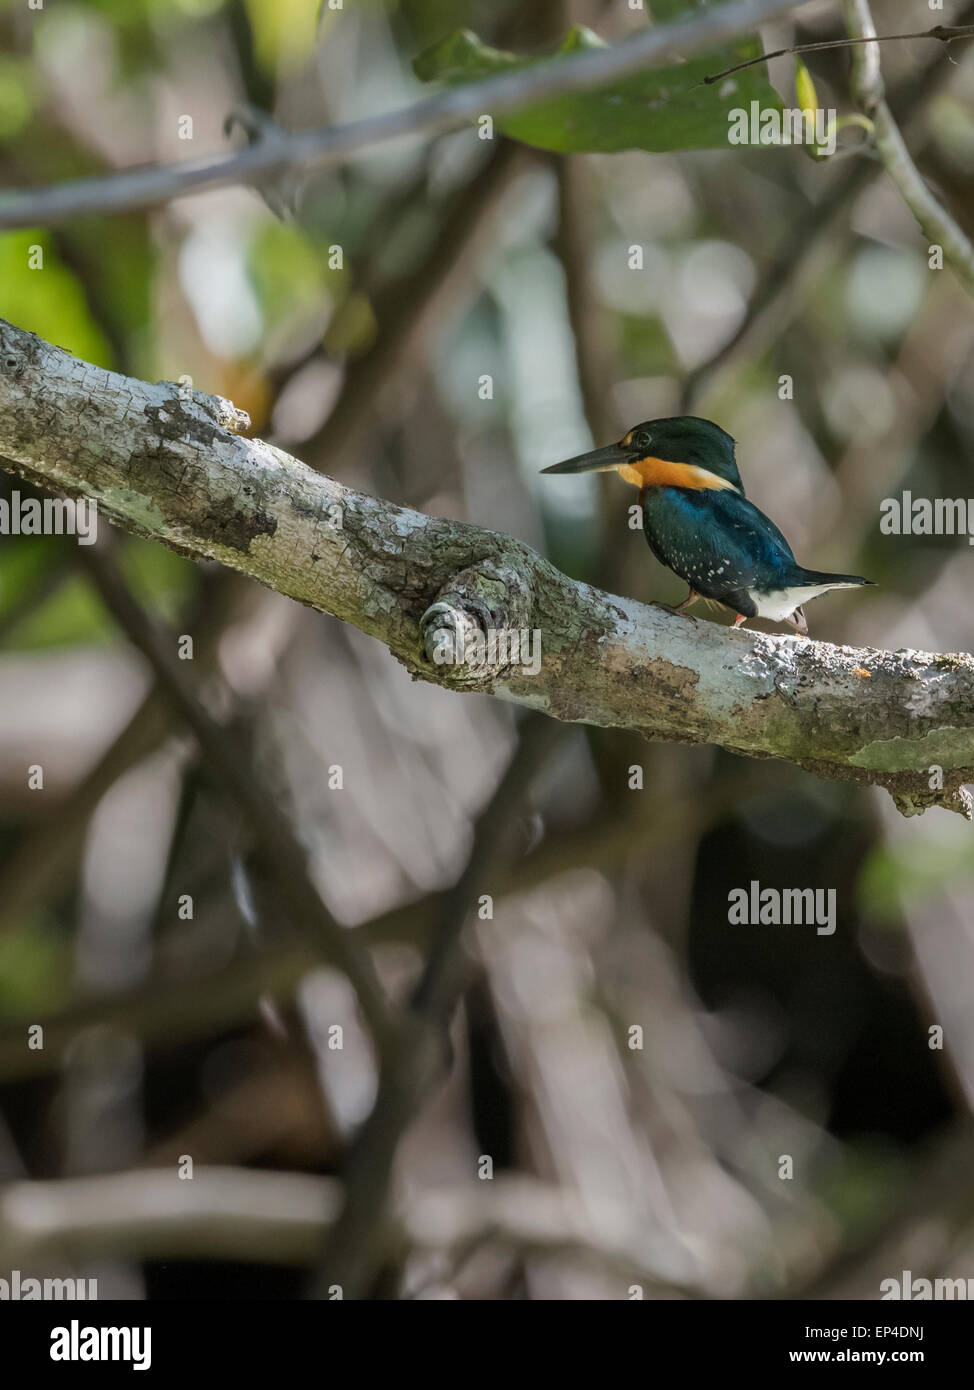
[701,20,974,84]
[0,1166,700,1291]
[78,541,397,1052]
[312,714,565,1299]
[0,768,744,1084]
[0,0,804,229]
[845,0,974,294]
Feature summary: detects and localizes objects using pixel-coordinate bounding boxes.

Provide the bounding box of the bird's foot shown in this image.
[672,589,700,614]
[653,602,697,624]
[788,605,809,637]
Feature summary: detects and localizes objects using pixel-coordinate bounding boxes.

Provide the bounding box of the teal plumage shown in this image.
[542,416,873,634]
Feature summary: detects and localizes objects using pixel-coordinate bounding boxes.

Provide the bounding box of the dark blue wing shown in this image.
[641,486,798,607]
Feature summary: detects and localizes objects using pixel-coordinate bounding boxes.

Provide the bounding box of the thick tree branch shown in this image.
[1,316,973,817]
[0,0,805,229]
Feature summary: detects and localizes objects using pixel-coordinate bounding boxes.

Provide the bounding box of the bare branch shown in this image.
[0,1167,699,1291]
[845,0,974,294]
[0,0,805,230]
[1,316,973,817]
[0,1167,342,1268]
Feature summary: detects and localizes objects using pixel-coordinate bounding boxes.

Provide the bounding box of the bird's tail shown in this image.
[796,569,874,590]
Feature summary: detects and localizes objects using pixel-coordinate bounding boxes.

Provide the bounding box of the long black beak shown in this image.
[540,442,634,474]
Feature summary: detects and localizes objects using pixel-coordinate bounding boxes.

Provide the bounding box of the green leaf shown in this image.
[794,56,818,119]
[413,23,782,154]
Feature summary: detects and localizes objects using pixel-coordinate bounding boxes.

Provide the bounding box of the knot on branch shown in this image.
[420,559,536,689]
[0,318,36,379]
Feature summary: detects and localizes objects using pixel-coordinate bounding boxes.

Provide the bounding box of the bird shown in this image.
[541,415,873,635]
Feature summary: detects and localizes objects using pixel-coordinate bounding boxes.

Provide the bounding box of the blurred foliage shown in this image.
[0,53,32,143]
[858,834,974,924]
[0,920,73,1014]
[0,527,199,649]
[245,0,320,72]
[0,232,114,367]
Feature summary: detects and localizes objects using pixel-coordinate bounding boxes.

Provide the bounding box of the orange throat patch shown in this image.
[617,457,738,493]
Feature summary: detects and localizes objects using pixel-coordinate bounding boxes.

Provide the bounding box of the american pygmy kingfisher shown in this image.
[541,415,872,635]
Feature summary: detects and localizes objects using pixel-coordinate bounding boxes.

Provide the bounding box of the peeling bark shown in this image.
[1,317,972,817]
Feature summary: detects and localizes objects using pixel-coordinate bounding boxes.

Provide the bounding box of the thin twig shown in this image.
[553,156,628,593]
[845,0,974,295]
[702,22,974,85]
[683,2,974,410]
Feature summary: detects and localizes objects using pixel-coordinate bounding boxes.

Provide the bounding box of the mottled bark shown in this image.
[1,317,972,817]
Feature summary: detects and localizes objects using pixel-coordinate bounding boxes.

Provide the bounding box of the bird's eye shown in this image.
[630,429,652,452]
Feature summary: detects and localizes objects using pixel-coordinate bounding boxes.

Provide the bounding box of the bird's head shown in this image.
[541,416,744,494]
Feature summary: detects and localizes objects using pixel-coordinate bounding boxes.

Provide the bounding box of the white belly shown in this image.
[749,584,848,622]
